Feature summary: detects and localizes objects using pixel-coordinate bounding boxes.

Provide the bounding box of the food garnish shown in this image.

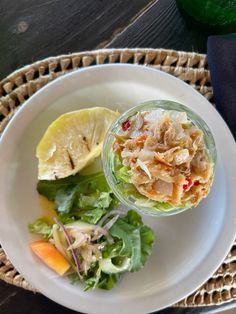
[36,107,119,180]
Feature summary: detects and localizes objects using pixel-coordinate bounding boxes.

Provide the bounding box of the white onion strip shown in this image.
[98,209,126,226]
[54,218,81,274]
[103,215,119,231]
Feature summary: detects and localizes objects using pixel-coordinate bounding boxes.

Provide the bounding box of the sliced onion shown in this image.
[103,215,119,231]
[98,209,126,227]
[92,225,114,244]
[54,218,81,274]
[137,158,152,179]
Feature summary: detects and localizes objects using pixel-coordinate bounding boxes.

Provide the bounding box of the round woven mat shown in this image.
[0,48,235,308]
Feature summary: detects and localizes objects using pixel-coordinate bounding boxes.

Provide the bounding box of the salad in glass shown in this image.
[103,100,216,216]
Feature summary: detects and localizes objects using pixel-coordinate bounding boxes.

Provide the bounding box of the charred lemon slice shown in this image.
[36,107,119,180]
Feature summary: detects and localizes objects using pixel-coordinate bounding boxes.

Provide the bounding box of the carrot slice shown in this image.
[30,240,70,276]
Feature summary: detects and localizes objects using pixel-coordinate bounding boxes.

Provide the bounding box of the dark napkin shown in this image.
[207,33,236,138]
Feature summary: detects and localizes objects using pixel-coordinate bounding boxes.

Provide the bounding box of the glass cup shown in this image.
[102,100,216,217]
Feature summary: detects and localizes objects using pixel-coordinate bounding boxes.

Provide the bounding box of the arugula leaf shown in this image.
[109,210,154,272]
[110,219,134,256]
[28,218,52,239]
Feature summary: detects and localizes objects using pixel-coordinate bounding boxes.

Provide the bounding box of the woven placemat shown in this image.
[0,48,235,308]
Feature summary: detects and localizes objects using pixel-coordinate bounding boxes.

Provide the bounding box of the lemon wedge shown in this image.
[36,107,119,180]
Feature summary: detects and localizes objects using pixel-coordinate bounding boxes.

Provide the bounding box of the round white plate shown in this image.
[0,64,235,314]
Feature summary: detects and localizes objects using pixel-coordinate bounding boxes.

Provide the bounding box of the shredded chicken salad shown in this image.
[29,172,154,291]
[113,109,214,208]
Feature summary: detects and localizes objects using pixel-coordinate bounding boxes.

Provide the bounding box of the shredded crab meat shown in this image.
[65,225,107,274]
[113,109,214,207]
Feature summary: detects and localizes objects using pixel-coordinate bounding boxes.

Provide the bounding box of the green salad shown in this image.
[29,171,154,291]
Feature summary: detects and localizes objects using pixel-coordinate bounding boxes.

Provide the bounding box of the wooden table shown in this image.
[3,0,236,80]
[1,0,236,313]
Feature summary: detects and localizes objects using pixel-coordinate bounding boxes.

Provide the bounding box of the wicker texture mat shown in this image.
[0,48,235,307]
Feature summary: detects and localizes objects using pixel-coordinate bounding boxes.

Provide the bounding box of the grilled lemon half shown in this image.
[36,107,119,180]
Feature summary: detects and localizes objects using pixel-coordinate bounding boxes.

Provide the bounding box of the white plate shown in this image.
[0,64,235,314]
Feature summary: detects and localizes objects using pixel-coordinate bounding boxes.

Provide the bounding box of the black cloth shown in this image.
[207,33,236,138]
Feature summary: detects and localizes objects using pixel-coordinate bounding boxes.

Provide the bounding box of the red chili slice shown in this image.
[183,178,193,191]
[194,180,200,186]
[121,120,131,131]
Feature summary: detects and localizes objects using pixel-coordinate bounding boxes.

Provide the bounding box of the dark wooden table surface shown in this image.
[1,0,236,313]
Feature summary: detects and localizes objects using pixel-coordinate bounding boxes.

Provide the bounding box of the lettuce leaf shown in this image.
[28,218,52,239]
[78,208,106,224]
[57,208,106,225]
[36,172,92,200]
[77,194,97,210]
[96,192,113,208]
[116,166,131,183]
[37,172,107,201]
[78,191,112,210]
[55,186,78,213]
[37,172,119,214]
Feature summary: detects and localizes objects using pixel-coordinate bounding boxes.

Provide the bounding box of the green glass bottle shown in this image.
[176,0,236,32]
